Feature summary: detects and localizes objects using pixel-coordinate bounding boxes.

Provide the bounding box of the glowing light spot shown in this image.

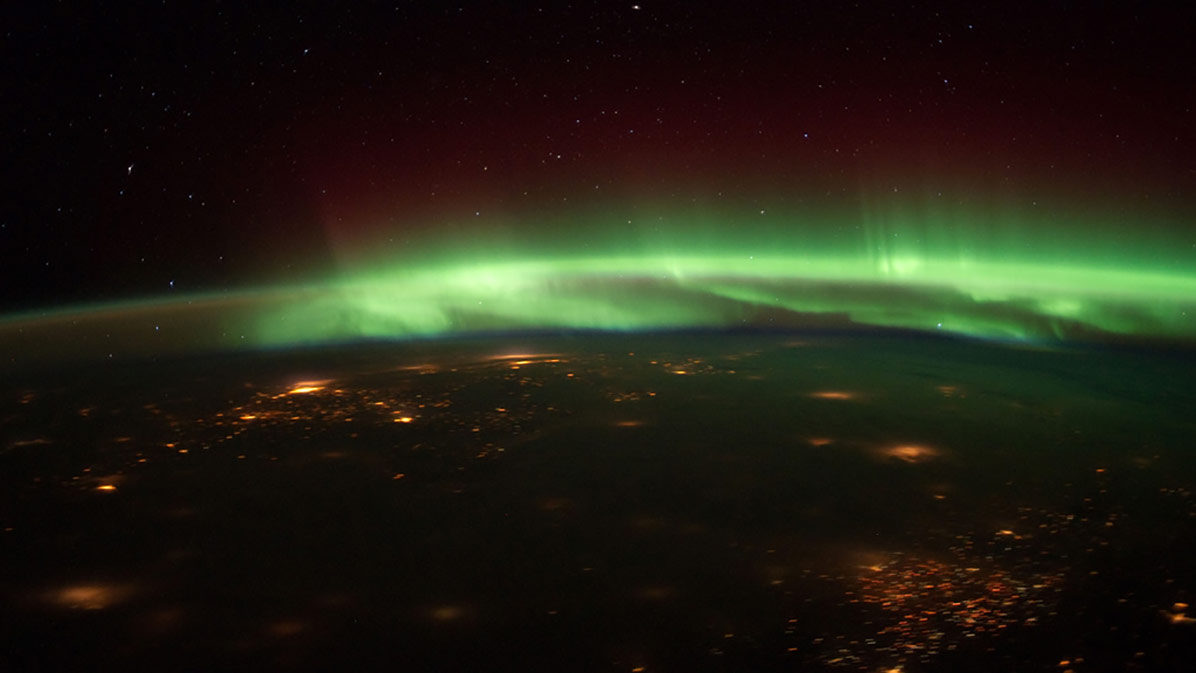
[392,473,406,480]
[9,437,52,447]
[398,363,440,373]
[807,437,833,446]
[430,605,466,622]
[288,385,324,395]
[1165,602,1196,625]
[50,583,128,610]
[240,414,257,420]
[1165,611,1196,625]
[489,352,561,363]
[393,416,414,423]
[96,484,117,491]
[880,444,940,463]
[810,391,855,400]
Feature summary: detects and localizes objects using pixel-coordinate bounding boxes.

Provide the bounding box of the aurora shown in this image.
[3,200,1193,366]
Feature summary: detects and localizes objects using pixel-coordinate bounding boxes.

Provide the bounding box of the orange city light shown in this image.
[880,444,940,463]
[810,391,855,400]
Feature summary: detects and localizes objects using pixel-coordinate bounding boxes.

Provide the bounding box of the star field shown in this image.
[3,2,1196,348]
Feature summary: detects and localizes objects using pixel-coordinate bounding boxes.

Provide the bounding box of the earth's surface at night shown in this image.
[2,332,1195,671]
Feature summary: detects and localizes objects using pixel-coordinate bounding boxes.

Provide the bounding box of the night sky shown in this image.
[3,2,1196,356]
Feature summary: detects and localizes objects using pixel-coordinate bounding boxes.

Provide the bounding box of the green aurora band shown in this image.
[4,201,1195,361]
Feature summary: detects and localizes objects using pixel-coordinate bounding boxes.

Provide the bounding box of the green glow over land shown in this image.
[251,252,1195,345]
[3,202,1195,361]
[244,201,1195,346]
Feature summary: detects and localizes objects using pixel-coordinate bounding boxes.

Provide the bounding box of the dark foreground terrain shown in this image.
[3,332,1195,671]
